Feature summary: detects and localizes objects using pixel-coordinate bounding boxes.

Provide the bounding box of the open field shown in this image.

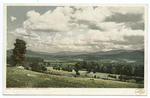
[6,66,144,88]
[46,67,121,79]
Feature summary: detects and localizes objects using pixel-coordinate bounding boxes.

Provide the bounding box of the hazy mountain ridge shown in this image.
[7,50,89,57]
[7,49,144,57]
[87,49,136,56]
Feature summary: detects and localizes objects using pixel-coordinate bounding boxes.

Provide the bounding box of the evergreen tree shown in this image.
[11,39,27,66]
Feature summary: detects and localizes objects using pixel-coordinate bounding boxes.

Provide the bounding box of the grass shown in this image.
[6,66,144,88]
[46,67,121,79]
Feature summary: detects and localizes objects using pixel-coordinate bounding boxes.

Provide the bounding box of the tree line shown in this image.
[74,61,144,77]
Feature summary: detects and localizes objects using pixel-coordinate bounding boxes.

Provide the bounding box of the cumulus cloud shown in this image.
[109,6,144,15]
[10,16,17,22]
[67,31,73,36]
[39,28,144,52]
[72,6,112,22]
[7,6,145,52]
[9,28,41,42]
[21,6,145,32]
[23,7,73,31]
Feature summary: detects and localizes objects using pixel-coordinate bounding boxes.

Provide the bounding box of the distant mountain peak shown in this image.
[7,49,144,57]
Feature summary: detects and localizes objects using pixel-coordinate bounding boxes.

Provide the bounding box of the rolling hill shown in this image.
[7,49,144,63]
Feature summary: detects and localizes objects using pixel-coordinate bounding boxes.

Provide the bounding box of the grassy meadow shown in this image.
[6,66,144,88]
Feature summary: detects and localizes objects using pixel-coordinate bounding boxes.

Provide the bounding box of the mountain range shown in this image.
[7,49,144,57]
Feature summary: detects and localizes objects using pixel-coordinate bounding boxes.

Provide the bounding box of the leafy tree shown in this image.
[74,63,82,75]
[111,67,116,74]
[47,62,50,66]
[82,61,87,69]
[98,64,103,72]
[103,66,109,73]
[11,39,27,66]
[115,64,122,74]
[92,65,98,73]
[44,62,47,66]
[107,64,113,73]
[124,65,135,76]
[86,62,92,73]
[120,65,125,75]
[30,62,41,72]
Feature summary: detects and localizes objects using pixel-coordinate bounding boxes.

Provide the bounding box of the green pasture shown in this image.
[6,66,144,88]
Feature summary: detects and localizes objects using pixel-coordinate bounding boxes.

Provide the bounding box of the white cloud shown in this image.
[9,28,41,42]
[22,6,144,32]
[23,7,73,31]
[21,6,115,32]
[109,6,144,15]
[72,6,112,22]
[7,6,145,52]
[96,22,124,31]
[40,28,144,52]
[10,16,17,22]
[67,31,73,36]
[60,37,73,45]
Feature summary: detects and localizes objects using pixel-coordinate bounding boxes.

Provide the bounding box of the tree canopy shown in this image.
[11,39,27,66]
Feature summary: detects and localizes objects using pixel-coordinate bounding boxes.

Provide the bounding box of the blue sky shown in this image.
[7,5,145,53]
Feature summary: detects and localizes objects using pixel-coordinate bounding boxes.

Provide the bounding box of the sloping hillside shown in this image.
[7,67,144,88]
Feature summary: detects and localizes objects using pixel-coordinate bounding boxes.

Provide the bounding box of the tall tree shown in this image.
[11,39,27,66]
[74,63,82,75]
[124,65,134,76]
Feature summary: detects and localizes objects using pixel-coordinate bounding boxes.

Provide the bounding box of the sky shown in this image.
[7,5,145,53]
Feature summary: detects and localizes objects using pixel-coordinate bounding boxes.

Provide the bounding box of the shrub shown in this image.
[108,75,116,78]
[118,75,131,81]
[76,72,80,75]
[42,66,47,72]
[68,67,72,72]
[134,77,144,83]
[30,62,41,72]
[62,67,68,71]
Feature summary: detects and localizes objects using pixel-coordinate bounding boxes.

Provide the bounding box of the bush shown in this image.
[108,75,116,78]
[118,75,130,81]
[42,66,47,72]
[134,77,144,83]
[62,67,68,71]
[76,72,80,75]
[30,62,41,72]
[68,67,72,72]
